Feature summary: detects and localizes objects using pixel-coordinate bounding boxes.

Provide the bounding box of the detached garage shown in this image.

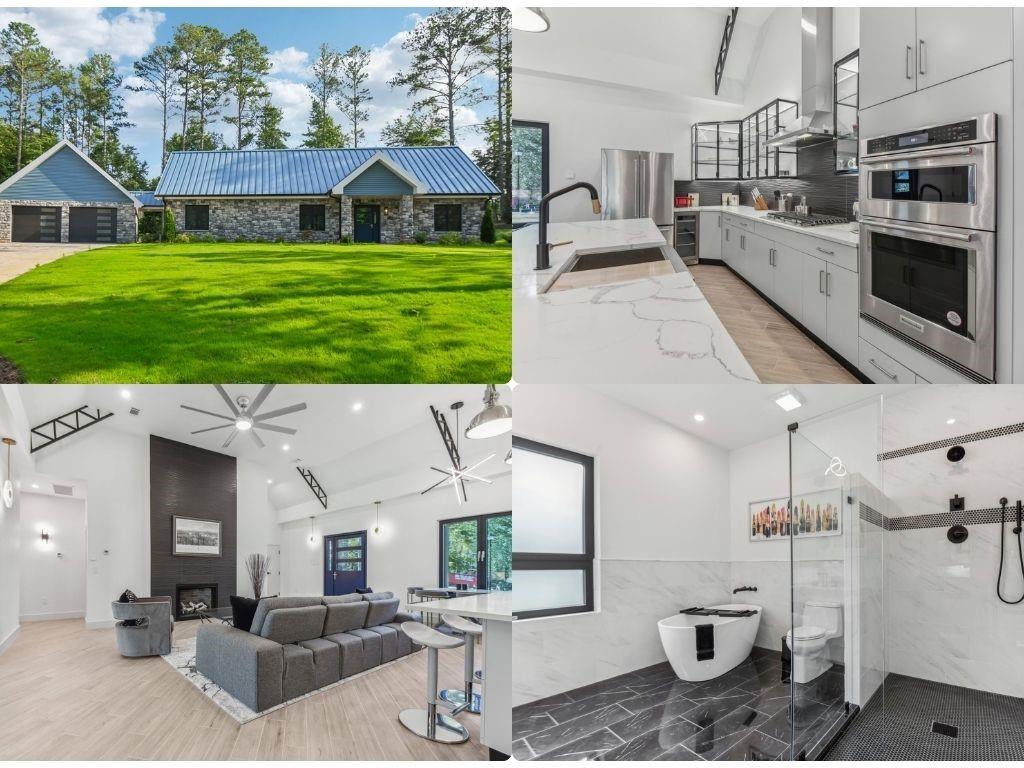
[0,140,140,243]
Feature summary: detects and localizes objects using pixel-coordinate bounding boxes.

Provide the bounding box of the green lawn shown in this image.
[0,241,511,383]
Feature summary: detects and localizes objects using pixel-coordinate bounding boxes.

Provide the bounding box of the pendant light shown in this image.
[308,515,316,544]
[372,500,383,536]
[465,385,512,439]
[2,437,15,510]
[512,7,550,33]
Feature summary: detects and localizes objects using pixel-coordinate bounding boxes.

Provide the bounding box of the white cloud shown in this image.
[0,7,164,65]
[267,78,313,143]
[269,46,310,78]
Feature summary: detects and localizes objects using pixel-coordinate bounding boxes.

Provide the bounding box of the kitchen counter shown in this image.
[513,219,759,384]
[674,205,860,248]
[409,592,513,621]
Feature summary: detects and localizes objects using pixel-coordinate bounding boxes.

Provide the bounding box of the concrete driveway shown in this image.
[0,242,95,283]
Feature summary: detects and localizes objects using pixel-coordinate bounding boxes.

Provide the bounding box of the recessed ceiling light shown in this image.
[31,483,39,489]
[119,389,131,399]
[693,413,705,422]
[511,7,550,33]
[282,444,290,451]
[946,418,956,425]
[352,402,363,412]
[266,478,273,484]
[774,389,805,412]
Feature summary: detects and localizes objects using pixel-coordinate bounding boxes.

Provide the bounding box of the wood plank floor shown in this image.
[690,264,859,384]
[0,618,486,760]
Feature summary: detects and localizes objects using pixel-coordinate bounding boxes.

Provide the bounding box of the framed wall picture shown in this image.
[749,488,842,541]
[172,515,222,557]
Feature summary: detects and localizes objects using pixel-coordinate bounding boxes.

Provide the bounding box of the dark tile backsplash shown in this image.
[675,142,858,218]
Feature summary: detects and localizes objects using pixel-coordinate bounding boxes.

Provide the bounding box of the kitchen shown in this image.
[512,6,1022,384]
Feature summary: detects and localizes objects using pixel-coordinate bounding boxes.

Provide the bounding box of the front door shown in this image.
[353,204,380,243]
[324,531,367,595]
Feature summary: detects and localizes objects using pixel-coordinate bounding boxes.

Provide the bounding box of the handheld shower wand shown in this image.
[996,497,1024,605]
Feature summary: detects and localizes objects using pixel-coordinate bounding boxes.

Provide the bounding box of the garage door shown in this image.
[69,207,117,243]
[11,206,61,242]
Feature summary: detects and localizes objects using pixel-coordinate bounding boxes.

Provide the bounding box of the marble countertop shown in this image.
[673,205,860,247]
[408,592,513,621]
[513,220,759,384]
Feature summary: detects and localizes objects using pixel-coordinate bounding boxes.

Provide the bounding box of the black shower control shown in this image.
[949,494,965,512]
[947,525,968,544]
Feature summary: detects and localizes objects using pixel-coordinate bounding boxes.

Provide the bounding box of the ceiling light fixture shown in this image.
[505,449,512,465]
[465,384,512,439]
[693,413,705,423]
[119,389,131,399]
[511,6,550,32]
[2,437,15,510]
[352,402,363,412]
[180,385,306,450]
[774,389,805,412]
[282,444,290,452]
[266,478,273,485]
[235,414,253,431]
[372,500,383,536]
[946,418,956,425]
[40,528,49,543]
[422,402,494,505]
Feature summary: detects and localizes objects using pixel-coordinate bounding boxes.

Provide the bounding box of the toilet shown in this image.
[785,601,843,684]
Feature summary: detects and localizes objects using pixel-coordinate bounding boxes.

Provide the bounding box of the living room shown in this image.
[0,383,512,759]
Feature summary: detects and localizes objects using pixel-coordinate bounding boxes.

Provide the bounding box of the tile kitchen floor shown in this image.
[513,647,847,761]
[689,264,859,384]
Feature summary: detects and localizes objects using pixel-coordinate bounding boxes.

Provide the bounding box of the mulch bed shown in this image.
[0,355,24,383]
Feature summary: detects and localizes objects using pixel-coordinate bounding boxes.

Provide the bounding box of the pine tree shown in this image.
[255,99,290,149]
[338,45,371,148]
[302,100,347,148]
[303,43,346,148]
[78,53,132,171]
[480,199,495,243]
[0,21,56,168]
[380,105,446,147]
[129,44,178,168]
[223,30,271,149]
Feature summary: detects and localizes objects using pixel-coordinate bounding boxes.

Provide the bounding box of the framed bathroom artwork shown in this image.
[749,488,842,541]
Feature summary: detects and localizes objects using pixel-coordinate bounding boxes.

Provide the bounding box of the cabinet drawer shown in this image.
[722,214,752,231]
[759,224,858,273]
[859,338,918,384]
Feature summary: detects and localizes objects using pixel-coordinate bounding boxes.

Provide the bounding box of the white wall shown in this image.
[236,458,280,599]
[18,493,86,620]
[741,8,802,116]
[279,474,510,600]
[0,388,28,653]
[833,7,860,62]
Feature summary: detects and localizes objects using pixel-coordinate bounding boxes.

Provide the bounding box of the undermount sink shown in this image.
[545,244,683,293]
[567,247,668,272]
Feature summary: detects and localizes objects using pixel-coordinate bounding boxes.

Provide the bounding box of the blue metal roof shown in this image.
[131,190,162,207]
[154,146,500,198]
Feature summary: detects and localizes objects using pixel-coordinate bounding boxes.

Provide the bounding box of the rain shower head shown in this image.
[946,445,966,462]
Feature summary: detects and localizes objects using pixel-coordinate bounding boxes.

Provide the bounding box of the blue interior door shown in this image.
[353,205,380,243]
[324,531,367,595]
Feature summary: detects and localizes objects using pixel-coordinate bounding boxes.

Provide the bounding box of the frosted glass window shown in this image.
[514,447,585,553]
[514,570,586,614]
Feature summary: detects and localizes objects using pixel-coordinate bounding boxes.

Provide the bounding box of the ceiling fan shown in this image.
[421,401,494,505]
[180,384,307,449]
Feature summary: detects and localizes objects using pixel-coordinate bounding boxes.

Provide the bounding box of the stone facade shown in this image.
[167,197,342,242]
[412,197,486,242]
[0,199,137,243]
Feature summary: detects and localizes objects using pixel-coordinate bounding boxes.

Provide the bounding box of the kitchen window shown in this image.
[438,512,511,592]
[184,204,209,231]
[433,203,462,232]
[512,120,549,226]
[512,436,594,619]
[299,204,326,231]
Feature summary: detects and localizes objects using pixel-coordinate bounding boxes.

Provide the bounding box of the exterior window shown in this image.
[512,436,595,619]
[299,204,326,231]
[184,204,209,231]
[512,120,549,226]
[433,203,462,232]
[439,512,512,592]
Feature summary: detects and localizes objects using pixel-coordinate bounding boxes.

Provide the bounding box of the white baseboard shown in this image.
[86,618,116,630]
[19,610,86,622]
[0,625,20,656]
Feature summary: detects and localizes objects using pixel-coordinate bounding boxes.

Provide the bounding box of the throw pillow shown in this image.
[230,595,259,632]
[354,587,373,594]
[118,589,137,603]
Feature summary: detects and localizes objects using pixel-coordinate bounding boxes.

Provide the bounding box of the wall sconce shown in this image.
[41,529,50,543]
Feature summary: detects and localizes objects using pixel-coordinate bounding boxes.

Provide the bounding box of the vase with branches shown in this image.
[245,553,269,599]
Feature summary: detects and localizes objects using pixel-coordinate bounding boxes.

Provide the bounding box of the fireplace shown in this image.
[176,583,218,620]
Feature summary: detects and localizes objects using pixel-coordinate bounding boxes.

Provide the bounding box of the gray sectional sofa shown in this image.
[196,592,422,711]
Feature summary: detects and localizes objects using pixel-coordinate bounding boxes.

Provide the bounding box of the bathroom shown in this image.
[511,384,1024,760]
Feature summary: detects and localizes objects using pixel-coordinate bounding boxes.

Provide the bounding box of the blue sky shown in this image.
[0,6,495,175]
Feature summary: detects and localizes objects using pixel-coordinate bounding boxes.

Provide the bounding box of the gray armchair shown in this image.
[112,597,174,656]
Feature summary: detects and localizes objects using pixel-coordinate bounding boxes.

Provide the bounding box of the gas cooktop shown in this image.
[766,212,848,228]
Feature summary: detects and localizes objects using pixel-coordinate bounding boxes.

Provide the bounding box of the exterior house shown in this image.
[0,139,141,243]
[153,146,500,243]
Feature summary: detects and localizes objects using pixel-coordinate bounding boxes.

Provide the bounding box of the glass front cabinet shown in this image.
[834,50,859,175]
[691,121,741,180]
[740,98,798,180]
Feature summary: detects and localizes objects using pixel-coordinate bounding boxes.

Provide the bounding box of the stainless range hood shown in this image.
[767,8,835,149]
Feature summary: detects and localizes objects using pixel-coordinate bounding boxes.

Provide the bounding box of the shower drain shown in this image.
[931,721,959,738]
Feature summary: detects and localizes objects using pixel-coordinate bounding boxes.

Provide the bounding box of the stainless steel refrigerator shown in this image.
[600,148,675,244]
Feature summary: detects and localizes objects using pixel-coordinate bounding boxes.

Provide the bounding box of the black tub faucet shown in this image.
[732,586,758,594]
[536,181,602,271]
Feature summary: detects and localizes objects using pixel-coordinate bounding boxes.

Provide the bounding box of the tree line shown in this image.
[0,7,511,220]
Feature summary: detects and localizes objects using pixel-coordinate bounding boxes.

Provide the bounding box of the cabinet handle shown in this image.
[868,358,899,381]
[919,40,925,76]
[725,229,730,242]
[816,246,834,256]
[717,215,721,228]
[740,234,746,250]
[819,269,825,294]
[906,45,913,79]
[825,271,831,297]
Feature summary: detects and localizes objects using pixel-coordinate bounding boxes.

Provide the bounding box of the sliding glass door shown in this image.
[439,512,511,591]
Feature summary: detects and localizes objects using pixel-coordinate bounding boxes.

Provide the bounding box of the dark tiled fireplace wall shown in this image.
[675,141,858,219]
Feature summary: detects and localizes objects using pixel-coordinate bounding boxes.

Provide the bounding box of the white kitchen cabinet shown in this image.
[699,212,722,261]
[721,222,736,269]
[915,8,1012,91]
[742,231,770,290]
[771,243,803,323]
[859,8,917,109]
[801,253,828,342]
[824,263,859,364]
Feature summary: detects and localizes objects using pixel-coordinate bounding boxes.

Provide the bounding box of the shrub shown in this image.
[174,233,191,244]
[413,230,428,244]
[161,206,176,242]
[480,200,496,243]
[438,233,462,246]
[339,234,352,244]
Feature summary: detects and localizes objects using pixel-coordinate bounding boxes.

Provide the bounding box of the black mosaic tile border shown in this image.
[859,501,1012,532]
[876,422,1024,461]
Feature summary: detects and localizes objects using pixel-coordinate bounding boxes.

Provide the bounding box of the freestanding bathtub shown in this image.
[657,604,762,681]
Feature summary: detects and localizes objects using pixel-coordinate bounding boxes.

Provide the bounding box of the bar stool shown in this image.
[439,613,483,714]
[399,622,469,744]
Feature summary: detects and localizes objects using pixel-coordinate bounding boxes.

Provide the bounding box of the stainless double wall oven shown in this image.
[859,113,996,381]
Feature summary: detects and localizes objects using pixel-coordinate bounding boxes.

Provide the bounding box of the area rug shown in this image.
[162,636,378,724]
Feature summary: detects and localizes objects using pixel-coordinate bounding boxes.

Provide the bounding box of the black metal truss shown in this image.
[424,405,468,500]
[30,406,113,453]
[297,467,327,509]
[714,8,739,96]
